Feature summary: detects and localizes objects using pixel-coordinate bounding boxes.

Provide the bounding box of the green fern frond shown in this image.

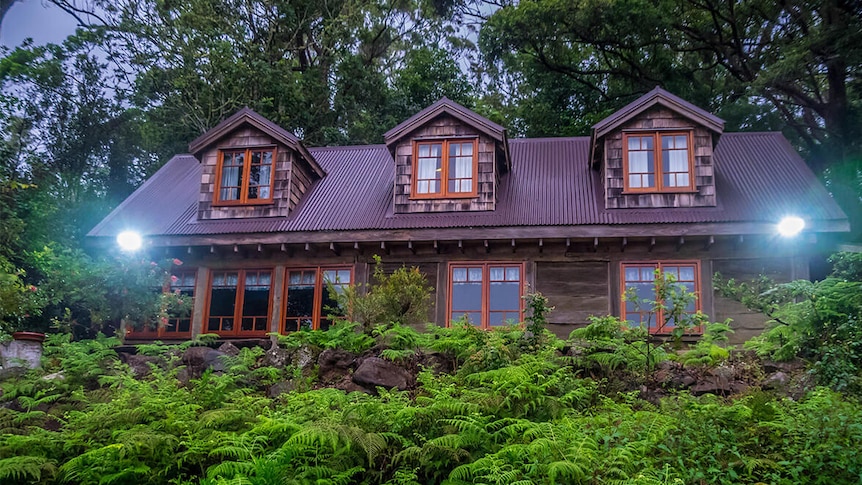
[0,455,56,482]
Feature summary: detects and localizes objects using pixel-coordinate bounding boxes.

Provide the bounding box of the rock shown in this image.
[292,346,315,369]
[123,354,163,378]
[0,367,27,381]
[217,342,241,356]
[182,346,228,377]
[336,379,371,394]
[763,371,789,390]
[318,349,356,382]
[0,339,43,370]
[263,345,291,368]
[419,351,455,374]
[42,371,65,381]
[267,380,295,398]
[203,349,228,373]
[352,357,413,391]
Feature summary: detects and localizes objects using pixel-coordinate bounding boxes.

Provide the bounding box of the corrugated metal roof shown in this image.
[87,132,847,239]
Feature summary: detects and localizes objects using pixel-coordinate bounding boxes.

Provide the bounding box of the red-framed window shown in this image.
[623,132,694,192]
[621,261,701,334]
[412,139,478,198]
[448,263,523,329]
[205,269,273,337]
[283,267,352,332]
[126,269,196,340]
[214,147,276,205]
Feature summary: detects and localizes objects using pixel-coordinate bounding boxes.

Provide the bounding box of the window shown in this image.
[621,262,701,334]
[412,139,477,198]
[623,132,693,192]
[215,147,275,204]
[283,267,352,332]
[449,263,523,329]
[206,269,272,336]
[127,269,196,339]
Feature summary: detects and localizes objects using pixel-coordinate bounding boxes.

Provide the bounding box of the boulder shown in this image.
[352,357,413,391]
[267,380,296,398]
[217,342,241,356]
[318,349,356,382]
[292,346,316,369]
[763,371,789,390]
[263,345,291,368]
[122,354,164,379]
[182,346,228,377]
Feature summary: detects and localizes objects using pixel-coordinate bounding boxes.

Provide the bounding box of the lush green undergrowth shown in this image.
[1,327,861,485]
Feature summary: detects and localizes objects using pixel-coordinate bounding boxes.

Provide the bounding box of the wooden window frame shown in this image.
[447,262,525,330]
[620,261,702,335]
[410,138,479,199]
[282,265,354,332]
[622,131,695,193]
[204,268,273,337]
[213,146,277,206]
[126,269,196,340]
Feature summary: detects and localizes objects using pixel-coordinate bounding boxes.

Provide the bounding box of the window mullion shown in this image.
[233,270,245,335]
[482,264,489,329]
[312,269,323,330]
[654,133,663,191]
[240,149,252,203]
[441,140,449,197]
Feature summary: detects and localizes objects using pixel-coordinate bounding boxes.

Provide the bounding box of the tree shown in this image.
[480,0,862,234]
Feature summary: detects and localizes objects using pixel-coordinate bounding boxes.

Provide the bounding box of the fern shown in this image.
[0,455,57,483]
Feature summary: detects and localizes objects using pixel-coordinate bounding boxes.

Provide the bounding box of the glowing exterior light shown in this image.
[117,230,143,251]
[777,216,805,237]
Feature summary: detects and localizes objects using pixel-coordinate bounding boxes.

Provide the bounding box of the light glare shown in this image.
[777,216,805,237]
[117,230,143,251]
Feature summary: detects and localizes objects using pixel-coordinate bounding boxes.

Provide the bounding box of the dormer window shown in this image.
[215,147,276,205]
[623,132,693,192]
[412,139,478,198]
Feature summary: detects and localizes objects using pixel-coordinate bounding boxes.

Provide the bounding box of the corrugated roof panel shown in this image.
[88,132,847,240]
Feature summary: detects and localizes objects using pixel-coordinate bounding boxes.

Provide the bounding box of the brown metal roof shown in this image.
[187,107,325,178]
[383,97,507,146]
[592,87,725,140]
[87,132,847,240]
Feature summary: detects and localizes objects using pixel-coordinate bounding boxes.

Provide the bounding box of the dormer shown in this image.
[188,108,324,220]
[590,88,724,209]
[384,98,510,214]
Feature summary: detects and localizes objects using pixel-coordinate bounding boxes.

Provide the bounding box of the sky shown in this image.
[0,0,78,48]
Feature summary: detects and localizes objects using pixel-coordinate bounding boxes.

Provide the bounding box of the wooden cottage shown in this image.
[87,88,849,344]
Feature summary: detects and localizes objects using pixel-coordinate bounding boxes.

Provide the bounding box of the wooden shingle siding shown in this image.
[198,126,313,220]
[604,106,716,209]
[393,114,497,213]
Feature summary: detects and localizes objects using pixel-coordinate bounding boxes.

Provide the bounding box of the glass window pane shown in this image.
[490,267,504,281]
[505,267,520,281]
[453,268,467,282]
[625,267,640,282]
[209,288,236,317]
[676,135,687,147]
[679,266,696,281]
[301,271,316,285]
[468,268,483,281]
[489,282,520,311]
[452,282,482,312]
[286,285,315,318]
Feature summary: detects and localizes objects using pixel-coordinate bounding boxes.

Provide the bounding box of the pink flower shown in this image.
[28,285,37,292]
[177,299,184,305]
[150,261,157,266]
[170,275,179,283]
[160,317,168,325]
[172,258,183,266]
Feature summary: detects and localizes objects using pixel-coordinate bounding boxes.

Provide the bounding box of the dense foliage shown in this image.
[2,326,862,484]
